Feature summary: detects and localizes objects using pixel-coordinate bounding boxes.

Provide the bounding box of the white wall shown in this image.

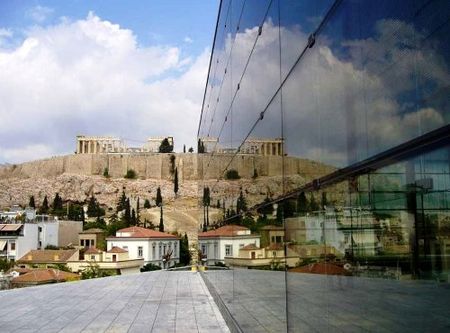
[199,236,260,264]
[107,238,180,267]
[37,222,59,248]
[16,224,38,260]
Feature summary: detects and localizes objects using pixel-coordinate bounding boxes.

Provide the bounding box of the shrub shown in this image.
[225,169,240,180]
[140,263,162,272]
[103,167,110,178]
[124,169,137,179]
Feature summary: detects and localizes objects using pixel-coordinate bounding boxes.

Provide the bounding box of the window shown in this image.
[214,244,218,258]
[38,227,42,232]
[159,244,162,259]
[201,244,207,255]
[174,242,177,256]
[80,239,84,246]
[225,245,232,256]
[276,236,282,243]
[152,244,156,259]
[138,246,143,257]
[10,242,15,251]
[112,254,117,262]
[91,255,96,260]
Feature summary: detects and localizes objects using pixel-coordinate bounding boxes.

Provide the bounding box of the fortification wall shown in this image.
[0,153,333,181]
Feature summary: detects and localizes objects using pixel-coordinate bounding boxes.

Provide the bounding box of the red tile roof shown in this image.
[289,262,348,276]
[114,226,178,239]
[199,225,250,238]
[17,249,78,263]
[107,246,128,253]
[84,247,102,255]
[12,269,80,284]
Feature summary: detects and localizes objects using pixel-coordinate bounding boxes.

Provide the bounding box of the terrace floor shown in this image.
[0,271,230,333]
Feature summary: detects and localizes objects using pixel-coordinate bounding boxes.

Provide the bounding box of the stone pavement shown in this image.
[203,269,450,333]
[0,271,230,333]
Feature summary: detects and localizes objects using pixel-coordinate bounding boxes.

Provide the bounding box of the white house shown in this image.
[198,225,260,265]
[106,226,180,268]
[0,224,38,262]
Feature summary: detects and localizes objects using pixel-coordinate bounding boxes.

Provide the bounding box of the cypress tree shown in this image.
[159,205,164,232]
[29,195,35,208]
[174,168,179,197]
[156,187,162,207]
[41,196,49,214]
[144,199,151,209]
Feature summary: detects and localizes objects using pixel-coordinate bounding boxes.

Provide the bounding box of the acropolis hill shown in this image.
[0,153,332,204]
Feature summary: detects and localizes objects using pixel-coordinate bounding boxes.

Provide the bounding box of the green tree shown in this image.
[180,233,191,265]
[183,144,186,153]
[124,198,131,226]
[188,147,194,153]
[131,208,137,226]
[144,199,151,209]
[297,192,309,214]
[159,138,173,153]
[29,195,35,208]
[87,195,105,218]
[159,205,164,232]
[117,190,127,212]
[136,198,140,225]
[40,195,49,214]
[174,168,179,197]
[52,193,64,216]
[156,187,162,207]
[236,190,247,214]
[68,203,84,221]
[124,169,137,179]
[225,169,240,180]
[103,167,110,178]
[140,263,162,272]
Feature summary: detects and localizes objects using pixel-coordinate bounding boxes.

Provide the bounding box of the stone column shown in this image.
[87,141,91,154]
[81,141,85,154]
[274,143,278,156]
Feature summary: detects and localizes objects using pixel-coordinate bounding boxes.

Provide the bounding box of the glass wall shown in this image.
[198,0,450,332]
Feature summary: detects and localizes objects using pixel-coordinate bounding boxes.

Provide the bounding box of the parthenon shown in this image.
[76,135,174,154]
[199,137,285,156]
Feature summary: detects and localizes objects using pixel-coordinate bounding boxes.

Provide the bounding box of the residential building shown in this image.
[198,225,260,265]
[68,246,144,275]
[0,224,38,262]
[16,249,79,269]
[37,220,82,249]
[11,269,80,287]
[79,228,106,248]
[106,226,179,268]
[225,243,300,269]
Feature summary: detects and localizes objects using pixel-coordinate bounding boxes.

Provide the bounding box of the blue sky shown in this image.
[0,1,219,163]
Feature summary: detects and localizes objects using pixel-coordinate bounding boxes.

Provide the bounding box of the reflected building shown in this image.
[198,0,450,331]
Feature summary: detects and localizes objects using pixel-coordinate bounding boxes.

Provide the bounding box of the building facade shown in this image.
[198,0,450,331]
[106,226,179,268]
[198,225,260,265]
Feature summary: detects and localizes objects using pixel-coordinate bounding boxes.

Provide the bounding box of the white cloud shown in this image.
[202,19,449,168]
[0,13,209,163]
[0,28,13,38]
[0,144,56,164]
[184,36,193,43]
[26,5,54,23]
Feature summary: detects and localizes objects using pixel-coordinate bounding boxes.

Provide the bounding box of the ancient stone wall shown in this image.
[0,153,333,181]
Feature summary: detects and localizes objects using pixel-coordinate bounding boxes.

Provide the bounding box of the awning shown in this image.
[0,240,7,251]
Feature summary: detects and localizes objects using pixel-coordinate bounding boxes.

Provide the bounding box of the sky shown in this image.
[0,0,219,163]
